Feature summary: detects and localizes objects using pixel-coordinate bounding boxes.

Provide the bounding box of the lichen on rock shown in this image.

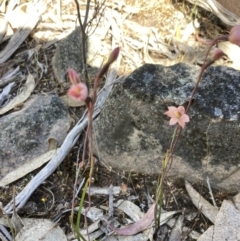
[94,63,240,191]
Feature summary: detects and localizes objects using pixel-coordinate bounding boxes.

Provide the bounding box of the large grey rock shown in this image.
[52,28,83,84]
[94,63,240,191]
[197,200,240,241]
[0,94,71,179]
[52,27,103,84]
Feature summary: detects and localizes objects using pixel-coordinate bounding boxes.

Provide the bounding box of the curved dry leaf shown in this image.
[11,208,24,235]
[7,4,29,29]
[60,95,85,107]
[0,0,47,63]
[186,0,240,26]
[15,219,67,241]
[185,180,218,224]
[0,82,15,106]
[116,200,144,222]
[0,73,35,115]
[109,203,155,236]
[0,149,57,187]
[48,138,58,151]
[0,0,7,12]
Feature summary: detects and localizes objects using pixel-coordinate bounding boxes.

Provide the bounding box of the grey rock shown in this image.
[52,28,83,84]
[233,192,240,210]
[0,94,71,179]
[52,27,103,84]
[169,214,184,241]
[94,63,240,191]
[197,200,240,241]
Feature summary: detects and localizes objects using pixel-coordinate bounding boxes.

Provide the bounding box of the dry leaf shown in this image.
[15,219,67,241]
[0,149,57,187]
[109,203,155,235]
[7,4,29,29]
[60,95,85,107]
[0,73,35,115]
[0,0,47,63]
[11,210,24,233]
[48,138,58,151]
[185,180,218,224]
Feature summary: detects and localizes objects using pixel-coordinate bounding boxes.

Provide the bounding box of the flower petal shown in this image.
[178,114,190,128]
[177,106,185,115]
[168,106,178,111]
[180,114,190,123]
[165,106,178,118]
[68,68,80,85]
[169,117,178,125]
[178,120,186,129]
[68,83,88,102]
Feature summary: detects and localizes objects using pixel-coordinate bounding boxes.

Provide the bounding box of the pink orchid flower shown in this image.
[67,68,88,102]
[165,106,190,129]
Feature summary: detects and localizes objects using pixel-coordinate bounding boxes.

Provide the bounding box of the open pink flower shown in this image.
[164,106,190,129]
[67,68,88,102]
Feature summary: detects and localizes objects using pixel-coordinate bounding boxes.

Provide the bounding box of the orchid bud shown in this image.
[96,63,110,80]
[228,25,240,46]
[107,47,120,64]
[211,49,224,61]
[204,49,224,69]
[96,47,120,79]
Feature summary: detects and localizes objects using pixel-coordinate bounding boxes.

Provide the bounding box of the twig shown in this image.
[181,208,202,240]
[0,225,12,241]
[108,185,114,218]
[83,0,91,30]
[75,178,86,199]
[85,0,106,38]
[74,0,89,89]
[206,176,218,209]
